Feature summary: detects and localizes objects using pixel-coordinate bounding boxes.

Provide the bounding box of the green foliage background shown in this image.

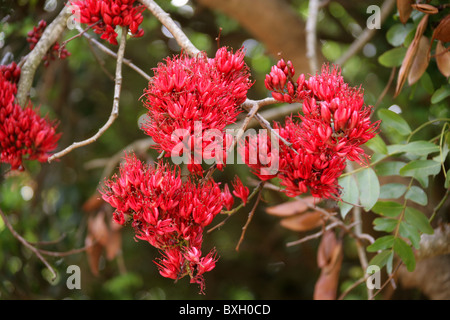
[0,0,448,300]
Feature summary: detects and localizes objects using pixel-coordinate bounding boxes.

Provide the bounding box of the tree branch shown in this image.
[306,0,320,73]
[79,26,151,81]
[0,208,57,280]
[139,0,200,57]
[335,0,396,66]
[48,27,128,162]
[16,6,71,107]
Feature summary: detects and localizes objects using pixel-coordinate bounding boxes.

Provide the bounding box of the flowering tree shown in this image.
[0,0,449,300]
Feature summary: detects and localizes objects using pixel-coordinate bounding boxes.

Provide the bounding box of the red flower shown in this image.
[70,0,145,45]
[0,65,60,171]
[245,63,379,200]
[101,153,224,293]
[231,176,250,206]
[221,183,234,211]
[0,103,61,171]
[27,20,70,67]
[142,47,252,174]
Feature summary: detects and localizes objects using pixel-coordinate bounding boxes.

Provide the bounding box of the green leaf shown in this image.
[379,183,407,199]
[373,217,398,233]
[378,109,412,136]
[420,72,434,95]
[404,207,434,234]
[367,235,395,252]
[387,141,440,157]
[372,201,404,217]
[386,23,415,47]
[365,135,388,155]
[378,47,407,67]
[399,221,421,249]
[431,85,450,104]
[405,186,428,206]
[338,175,359,219]
[399,160,441,188]
[393,238,416,272]
[356,168,380,211]
[375,161,406,176]
[369,250,393,269]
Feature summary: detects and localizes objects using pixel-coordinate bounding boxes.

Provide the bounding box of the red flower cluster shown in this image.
[101,153,225,293]
[70,0,144,45]
[245,62,379,199]
[0,63,61,170]
[142,47,252,174]
[27,20,70,67]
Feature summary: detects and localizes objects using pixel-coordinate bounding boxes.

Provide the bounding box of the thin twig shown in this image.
[59,20,101,55]
[374,66,396,109]
[48,27,128,162]
[235,182,265,251]
[37,243,94,257]
[286,221,342,247]
[371,261,403,300]
[335,0,396,66]
[139,0,200,57]
[79,27,151,81]
[306,0,320,73]
[338,276,366,300]
[0,208,57,280]
[207,181,265,233]
[85,39,115,81]
[16,6,71,107]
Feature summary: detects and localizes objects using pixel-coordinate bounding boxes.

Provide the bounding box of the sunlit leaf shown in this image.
[404,206,433,234]
[372,201,404,217]
[379,183,407,199]
[356,168,380,211]
[338,175,359,219]
[367,235,395,252]
[393,237,415,271]
[378,109,412,136]
[405,185,428,206]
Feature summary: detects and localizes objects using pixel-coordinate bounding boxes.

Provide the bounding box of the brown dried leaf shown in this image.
[106,229,122,261]
[408,36,430,85]
[314,231,343,300]
[82,192,103,212]
[279,210,323,232]
[88,211,109,247]
[85,234,103,276]
[411,4,438,15]
[395,14,429,97]
[265,197,315,217]
[317,230,337,268]
[432,15,450,43]
[436,41,450,78]
[397,0,413,24]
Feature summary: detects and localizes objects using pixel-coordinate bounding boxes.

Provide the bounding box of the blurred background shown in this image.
[0,0,448,300]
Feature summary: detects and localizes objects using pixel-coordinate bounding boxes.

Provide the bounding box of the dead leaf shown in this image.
[408,36,430,85]
[88,211,109,247]
[106,218,122,260]
[395,14,429,97]
[411,4,438,15]
[265,197,315,217]
[85,234,103,276]
[279,210,323,232]
[432,14,450,43]
[82,192,103,212]
[317,230,338,268]
[436,41,450,78]
[314,230,343,300]
[397,0,413,24]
